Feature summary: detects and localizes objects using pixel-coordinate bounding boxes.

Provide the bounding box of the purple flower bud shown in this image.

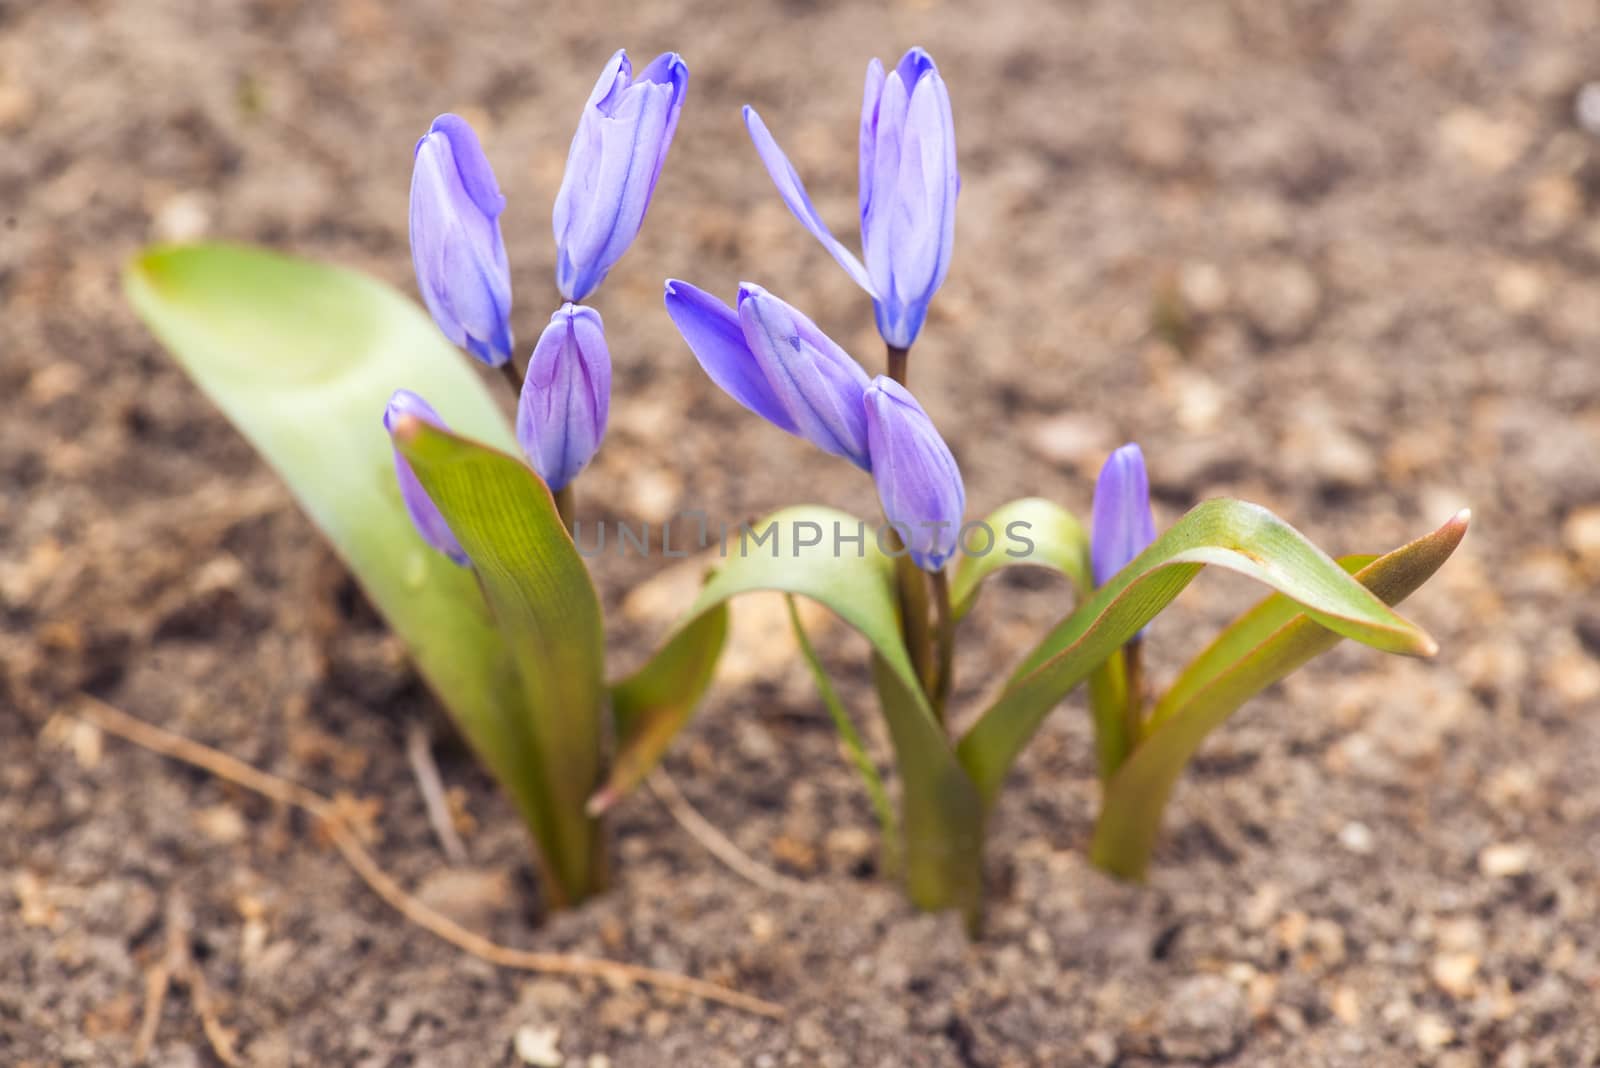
[383,390,469,566]
[1090,443,1156,588]
[664,280,871,469]
[744,47,957,349]
[516,304,611,492]
[863,377,965,571]
[555,50,689,302]
[410,114,514,367]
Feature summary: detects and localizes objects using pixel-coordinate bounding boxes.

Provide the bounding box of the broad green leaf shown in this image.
[124,244,557,869]
[593,505,985,925]
[956,499,1438,804]
[786,596,898,865]
[1091,510,1469,879]
[393,418,608,907]
[950,498,1091,620]
[594,602,729,814]
[1147,554,1376,733]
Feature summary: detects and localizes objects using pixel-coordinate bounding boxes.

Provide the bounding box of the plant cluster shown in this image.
[129,45,1467,930]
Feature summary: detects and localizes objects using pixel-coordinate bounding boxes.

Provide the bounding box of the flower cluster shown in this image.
[398,51,688,538]
[663,281,965,569]
[130,40,1440,923]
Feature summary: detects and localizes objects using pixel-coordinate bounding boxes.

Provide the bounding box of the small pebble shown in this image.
[1415,1012,1455,1051]
[1155,975,1248,1062]
[1576,83,1600,136]
[1338,821,1376,855]
[1479,842,1534,878]
[1431,953,1480,998]
[513,1025,562,1067]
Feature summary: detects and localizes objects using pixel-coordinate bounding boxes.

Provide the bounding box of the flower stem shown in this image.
[554,483,577,532]
[499,359,525,398]
[928,567,955,716]
[883,341,940,709]
[886,344,910,386]
[1123,640,1144,750]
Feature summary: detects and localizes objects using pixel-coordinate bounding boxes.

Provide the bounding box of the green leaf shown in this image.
[786,596,899,865]
[394,418,608,906]
[1146,554,1376,733]
[950,498,1126,779]
[593,506,985,925]
[950,497,1091,620]
[956,498,1439,804]
[595,602,729,814]
[1091,510,1470,879]
[124,243,559,870]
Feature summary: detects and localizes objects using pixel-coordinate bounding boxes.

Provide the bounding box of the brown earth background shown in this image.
[4,0,1600,1065]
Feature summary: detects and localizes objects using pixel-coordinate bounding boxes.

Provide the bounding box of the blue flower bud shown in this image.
[516,304,611,492]
[744,46,957,349]
[664,280,871,469]
[383,390,469,566]
[555,50,689,302]
[1090,443,1156,588]
[409,114,514,367]
[863,376,965,571]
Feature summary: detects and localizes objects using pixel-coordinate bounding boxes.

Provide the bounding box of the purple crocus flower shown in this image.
[517,304,612,492]
[383,389,469,566]
[863,377,965,571]
[663,279,872,469]
[554,50,690,302]
[410,114,514,367]
[1091,443,1156,588]
[744,47,957,349]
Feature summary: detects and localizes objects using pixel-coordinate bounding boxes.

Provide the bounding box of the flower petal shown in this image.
[743,106,877,296]
[409,114,513,366]
[736,283,872,469]
[383,390,469,566]
[664,280,798,435]
[1090,443,1156,588]
[863,376,965,571]
[517,304,612,491]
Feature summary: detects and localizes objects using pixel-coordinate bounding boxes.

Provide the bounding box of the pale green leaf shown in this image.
[950,497,1091,620]
[1092,510,1469,879]
[956,498,1439,803]
[394,418,608,905]
[124,243,556,868]
[592,506,985,924]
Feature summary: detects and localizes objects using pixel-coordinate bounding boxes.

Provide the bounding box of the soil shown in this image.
[4,0,1600,1065]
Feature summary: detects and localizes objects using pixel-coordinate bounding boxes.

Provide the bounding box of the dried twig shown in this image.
[648,769,823,898]
[405,722,468,864]
[133,895,243,1067]
[77,694,784,1019]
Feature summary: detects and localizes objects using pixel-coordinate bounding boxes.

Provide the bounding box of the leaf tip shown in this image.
[585,787,618,817]
[389,412,426,445]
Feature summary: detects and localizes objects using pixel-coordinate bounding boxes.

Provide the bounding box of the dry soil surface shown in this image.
[4,0,1600,1065]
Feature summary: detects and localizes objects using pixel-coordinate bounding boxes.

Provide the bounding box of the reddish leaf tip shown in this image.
[389,412,425,444]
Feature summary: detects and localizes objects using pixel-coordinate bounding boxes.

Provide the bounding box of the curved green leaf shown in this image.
[956,498,1438,803]
[950,498,1091,620]
[394,418,607,906]
[593,505,985,924]
[786,595,898,862]
[124,244,561,871]
[1092,510,1469,879]
[1147,554,1375,732]
[595,602,728,814]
